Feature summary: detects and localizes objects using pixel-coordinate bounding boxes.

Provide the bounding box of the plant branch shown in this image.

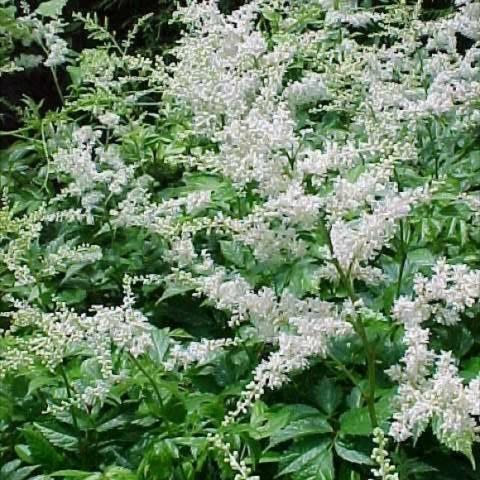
[322,220,378,428]
[128,352,164,410]
[59,364,80,432]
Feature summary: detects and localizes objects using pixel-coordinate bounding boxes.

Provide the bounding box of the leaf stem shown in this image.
[328,351,364,395]
[128,352,164,409]
[59,364,80,433]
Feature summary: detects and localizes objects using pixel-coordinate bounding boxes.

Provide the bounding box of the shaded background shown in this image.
[0,0,454,147]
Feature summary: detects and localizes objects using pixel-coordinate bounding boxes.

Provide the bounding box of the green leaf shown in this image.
[220,240,253,268]
[50,471,92,479]
[182,173,223,191]
[0,460,38,480]
[62,263,90,283]
[339,396,392,436]
[22,427,64,468]
[139,439,179,479]
[1,461,22,477]
[66,66,82,86]
[28,376,55,396]
[269,417,332,449]
[249,403,290,440]
[287,259,320,297]
[334,440,373,465]
[147,329,170,364]
[407,248,435,268]
[35,0,67,17]
[278,438,334,480]
[56,289,87,305]
[95,415,129,433]
[3,465,38,480]
[435,325,474,358]
[157,284,194,303]
[312,377,342,416]
[460,357,480,381]
[103,467,137,480]
[14,444,34,464]
[161,397,187,423]
[33,424,79,452]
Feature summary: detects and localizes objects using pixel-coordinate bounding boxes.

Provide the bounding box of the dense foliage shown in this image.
[0,1,479,479]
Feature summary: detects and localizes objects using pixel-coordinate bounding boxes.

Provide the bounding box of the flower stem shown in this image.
[128,352,164,409]
[322,220,378,428]
[59,364,80,432]
[344,276,378,428]
[396,220,407,299]
[50,67,64,104]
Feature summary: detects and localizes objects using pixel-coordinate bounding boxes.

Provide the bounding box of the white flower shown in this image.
[98,112,120,127]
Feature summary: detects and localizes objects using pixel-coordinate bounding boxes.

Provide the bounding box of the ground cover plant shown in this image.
[0,0,479,479]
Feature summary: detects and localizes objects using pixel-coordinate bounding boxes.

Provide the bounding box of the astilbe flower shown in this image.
[19,0,478,476]
[369,428,399,480]
[52,126,136,222]
[114,0,479,427]
[165,337,242,370]
[388,261,480,456]
[16,3,71,69]
[0,202,87,286]
[0,278,153,411]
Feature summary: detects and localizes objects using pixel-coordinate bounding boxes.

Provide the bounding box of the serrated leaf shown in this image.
[182,173,222,191]
[95,414,129,432]
[66,66,82,86]
[56,289,86,305]
[33,424,79,452]
[312,377,342,416]
[27,376,55,396]
[7,465,39,480]
[157,284,193,303]
[61,263,89,283]
[147,329,170,364]
[460,357,480,381]
[269,417,332,449]
[23,428,64,468]
[1,461,22,476]
[339,396,392,436]
[278,438,334,480]
[250,404,290,440]
[220,240,252,268]
[407,248,435,267]
[334,440,373,465]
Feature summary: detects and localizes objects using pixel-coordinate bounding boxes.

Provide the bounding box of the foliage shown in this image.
[0,0,479,479]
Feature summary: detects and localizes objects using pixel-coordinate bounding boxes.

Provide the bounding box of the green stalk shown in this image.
[128,352,164,409]
[41,121,51,192]
[59,364,80,433]
[50,67,64,104]
[343,276,378,428]
[396,220,407,299]
[322,221,378,428]
[328,351,365,395]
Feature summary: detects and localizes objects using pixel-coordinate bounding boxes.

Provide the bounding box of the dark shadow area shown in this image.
[0,0,246,146]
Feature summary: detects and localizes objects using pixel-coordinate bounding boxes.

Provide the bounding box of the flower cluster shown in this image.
[369,428,399,480]
[0,278,152,411]
[1,0,480,477]
[388,261,480,455]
